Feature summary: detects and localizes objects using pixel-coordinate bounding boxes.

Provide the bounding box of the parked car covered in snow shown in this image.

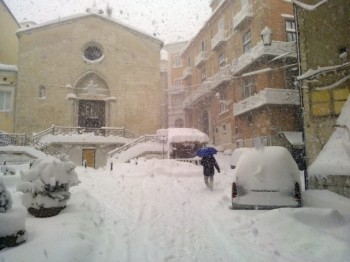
[230,147,254,169]
[231,146,302,210]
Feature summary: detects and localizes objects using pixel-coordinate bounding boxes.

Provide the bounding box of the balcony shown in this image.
[231,41,297,75]
[167,86,184,95]
[195,51,207,68]
[183,82,211,108]
[211,30,228,51]
[182,66,192,80]
[207,65,231,90]
[233,88,300,116]
[232,4,253,30]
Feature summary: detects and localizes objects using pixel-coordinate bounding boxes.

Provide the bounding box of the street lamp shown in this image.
[261,26,273,46]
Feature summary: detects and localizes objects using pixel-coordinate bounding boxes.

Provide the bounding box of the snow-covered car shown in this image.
[230,147,254,169]
[231,146,302,210]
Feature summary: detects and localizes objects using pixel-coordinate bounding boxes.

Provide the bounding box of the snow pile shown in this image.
[166,128,209,144]
[309,95,350,176]
[0,178,27,249]
[0,155,350,260]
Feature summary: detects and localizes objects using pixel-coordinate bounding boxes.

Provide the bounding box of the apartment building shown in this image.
[174,0,302,158]
[163,41,188,128]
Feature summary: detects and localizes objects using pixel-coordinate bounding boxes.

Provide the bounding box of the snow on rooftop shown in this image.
[40,133,131,144]
[165,128,210,144]
[309,94,350,177]
[0,64,17,72]
[16,12,163,44]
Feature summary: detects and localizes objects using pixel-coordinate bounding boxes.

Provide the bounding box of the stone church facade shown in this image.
[15,12,163,136]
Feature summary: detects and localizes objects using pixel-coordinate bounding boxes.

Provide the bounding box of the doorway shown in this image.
[82,148,95,168]
[78,100,105,128]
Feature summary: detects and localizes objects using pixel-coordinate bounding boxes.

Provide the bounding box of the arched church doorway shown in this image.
[73,72,110,128]
[78,100,105,128]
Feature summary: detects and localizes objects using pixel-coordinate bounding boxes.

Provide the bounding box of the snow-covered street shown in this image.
[1,155,350,262]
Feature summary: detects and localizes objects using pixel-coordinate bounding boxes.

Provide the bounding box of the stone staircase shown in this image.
[0,132,68,160]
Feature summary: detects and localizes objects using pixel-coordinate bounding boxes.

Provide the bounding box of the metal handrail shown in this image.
[108,135,157,158]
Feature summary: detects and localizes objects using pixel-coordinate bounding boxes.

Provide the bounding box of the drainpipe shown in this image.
[293,2,309,190]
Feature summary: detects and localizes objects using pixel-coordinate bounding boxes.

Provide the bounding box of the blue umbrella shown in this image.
[196,147,217,157]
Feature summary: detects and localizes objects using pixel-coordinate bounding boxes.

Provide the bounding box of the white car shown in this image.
[231,146,302,210]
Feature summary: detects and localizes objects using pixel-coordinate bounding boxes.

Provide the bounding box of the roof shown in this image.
[16,12,163,46]
[1,0,20,27]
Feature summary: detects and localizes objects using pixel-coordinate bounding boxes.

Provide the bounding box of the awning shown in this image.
[279,132,303,147]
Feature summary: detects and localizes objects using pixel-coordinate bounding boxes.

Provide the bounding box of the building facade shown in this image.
[168,0,302,160]
[0,0,19,133]
[295,0,350,195]
[163,41,188,128]
[295,0,350,164]
[14,11,163,136]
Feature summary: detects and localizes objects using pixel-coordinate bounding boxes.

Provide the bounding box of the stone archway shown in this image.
[73,72,110,127]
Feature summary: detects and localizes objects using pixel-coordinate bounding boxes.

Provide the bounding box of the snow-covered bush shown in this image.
[0,178,12,212]
[17,157,80,217]
[0,178,26,250]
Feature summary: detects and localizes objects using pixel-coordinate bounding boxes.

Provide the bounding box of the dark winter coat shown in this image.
[200,156,220,176]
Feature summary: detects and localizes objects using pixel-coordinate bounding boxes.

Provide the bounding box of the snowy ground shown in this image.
[1,154,350,262]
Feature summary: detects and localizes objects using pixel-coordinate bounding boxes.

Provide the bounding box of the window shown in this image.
[284,67,298,89]
[174,79,182,87]
[0,91,11,112]
[39,85,46,98]
[285,20,296,42]
[218,91,228,113]
[242,77,256,98]
[311,88,350,117]
[219,53,226,67]
[84,44,103,61]
[173,55,182,67]
[218,18,225,32]
[172,94,183,106]
[243,30,251,53]
[201,69,207,81]
[175,119,184,127]
[201,41,206,52]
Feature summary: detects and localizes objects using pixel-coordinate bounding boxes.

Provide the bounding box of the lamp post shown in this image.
[261,26,273,46]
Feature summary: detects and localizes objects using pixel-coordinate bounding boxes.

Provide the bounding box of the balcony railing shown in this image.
[183,82,211,108]
[195,51,207,67]
[182,66,192,80]
[232,4,253,29]
[231,41,297,75]
[207,65,231,90]
[211,30,228,51]
[233,88,300,116]
[167,85,184,95]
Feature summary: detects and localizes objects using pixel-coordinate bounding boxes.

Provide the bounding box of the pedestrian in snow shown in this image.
[200,155,220,190]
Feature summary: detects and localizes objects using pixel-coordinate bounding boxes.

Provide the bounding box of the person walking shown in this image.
[200,155,220,190]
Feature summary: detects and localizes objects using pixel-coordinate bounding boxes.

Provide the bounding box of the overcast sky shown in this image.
[4,0,212,44]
